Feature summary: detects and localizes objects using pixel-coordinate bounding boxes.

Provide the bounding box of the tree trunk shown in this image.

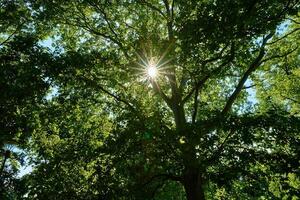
[172,104,186,131]
[183,169,205,200]
[170,94,205,199]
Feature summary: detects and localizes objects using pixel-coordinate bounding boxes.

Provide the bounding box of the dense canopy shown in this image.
[1,0,300,199]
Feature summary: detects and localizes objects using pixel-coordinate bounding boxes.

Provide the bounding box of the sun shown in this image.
[147,65,158,78]
[134,49,173,81]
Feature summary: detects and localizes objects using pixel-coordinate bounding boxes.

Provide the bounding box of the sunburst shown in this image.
[133,47,173,81]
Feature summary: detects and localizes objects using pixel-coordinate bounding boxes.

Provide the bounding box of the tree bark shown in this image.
[183,169,205,200]
[167,79,205,199]
[172,104,186,131]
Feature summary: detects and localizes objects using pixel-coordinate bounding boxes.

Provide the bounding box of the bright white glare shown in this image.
[147,65,157,78]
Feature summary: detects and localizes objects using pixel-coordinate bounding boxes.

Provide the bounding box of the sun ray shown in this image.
[135,52,149,68]
[156,58,173,69]
[132,44,176,81]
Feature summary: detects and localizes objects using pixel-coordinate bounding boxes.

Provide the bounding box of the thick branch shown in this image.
[162,0,171,18]
[171,0,175,21]
[151,79,172,108]
[0,150,10,177]
[166,71,181,103]
[221,60,262,115]
[221,33,273,115]
[162,0,175,41]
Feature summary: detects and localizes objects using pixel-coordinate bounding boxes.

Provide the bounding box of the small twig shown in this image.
[266,28,300,45]
[261,46,298,63]
[281,95,300,104]
[207,129,235,164]
[0,22,25,46]
[286,17,300,24]
[243,84,256,89]
[78,75,136,111]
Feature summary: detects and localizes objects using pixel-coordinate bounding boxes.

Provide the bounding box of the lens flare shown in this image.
[133,47,173,81]
[147,65,157,78]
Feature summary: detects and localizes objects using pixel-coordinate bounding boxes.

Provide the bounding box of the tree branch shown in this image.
[243,84,256,90]
[72,3,131,61]
[0,150,10,177]
[182,75,210,103]
[171,0,175,22]
[0,31,16,47]
[221,33,273,115]
[261,46,298,63]
[183,42,235,105]
[86,2,121,41]
[78,76,136,111]
[192,86,199,124]
[150,79,172,108]
[192,42,231,76]
[183,44,235,104]
[162,0,171,18]
[202,43,231,65]
[166,70,181,103]
[266,28,300,45]
[0,22,25,46]
[207,129,235,164]
[139,0,167,19]
[286,17,300,24]
[281,95,300,104]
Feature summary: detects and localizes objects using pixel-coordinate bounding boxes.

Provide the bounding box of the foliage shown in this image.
[0,1,52,197]
[1,0,300,199]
